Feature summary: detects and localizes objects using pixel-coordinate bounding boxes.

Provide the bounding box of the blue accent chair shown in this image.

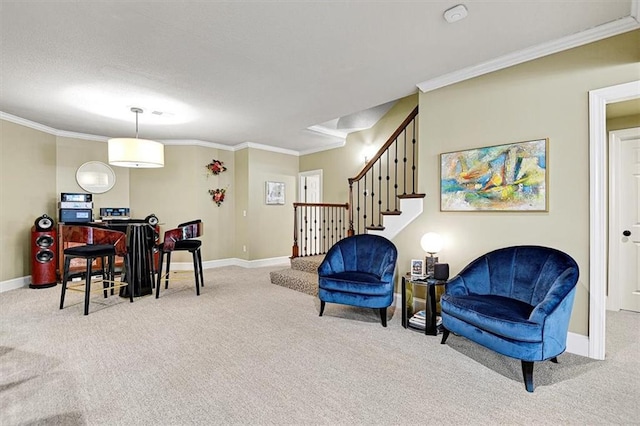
[440,245,579,392]
[318,234,398,327]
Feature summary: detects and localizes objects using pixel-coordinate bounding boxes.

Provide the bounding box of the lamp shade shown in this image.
[420,232,443,254]
[108,138,164,168]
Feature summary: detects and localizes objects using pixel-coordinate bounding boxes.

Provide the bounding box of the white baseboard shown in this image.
[0,276,31,293]
[0,256,291,293]
[565,332,589,358]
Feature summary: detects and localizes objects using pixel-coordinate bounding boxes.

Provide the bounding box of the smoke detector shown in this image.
[444,4,468,23]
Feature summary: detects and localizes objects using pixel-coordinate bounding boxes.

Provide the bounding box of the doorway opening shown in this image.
[589,80,640,360]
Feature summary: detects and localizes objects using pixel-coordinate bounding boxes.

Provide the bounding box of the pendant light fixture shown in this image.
[108,107,165,168]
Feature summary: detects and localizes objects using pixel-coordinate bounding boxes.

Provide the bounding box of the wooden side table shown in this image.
[401,274,446,335]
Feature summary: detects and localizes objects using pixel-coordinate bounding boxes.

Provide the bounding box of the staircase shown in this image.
[270,255,323,296]
[271,105,422,296]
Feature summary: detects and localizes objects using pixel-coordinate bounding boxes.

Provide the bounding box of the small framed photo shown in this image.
[265,181,285,205]
[411,259,425,278]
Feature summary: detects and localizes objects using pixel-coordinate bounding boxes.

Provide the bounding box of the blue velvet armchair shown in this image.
[440,245,579,392]
[318,234,398,327]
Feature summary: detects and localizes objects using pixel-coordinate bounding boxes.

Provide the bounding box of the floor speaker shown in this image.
[30,215,57,288]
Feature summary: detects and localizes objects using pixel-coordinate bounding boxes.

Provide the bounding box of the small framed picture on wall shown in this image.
[265,181,285,205]
[411,259,425,279]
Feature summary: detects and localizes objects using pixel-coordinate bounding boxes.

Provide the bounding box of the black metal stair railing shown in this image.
[291,106,423,258]
[348,106,423,235]
[292,202,349,258]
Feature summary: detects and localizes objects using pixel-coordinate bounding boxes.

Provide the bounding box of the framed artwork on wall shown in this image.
[265,181,285,205]
[440,138,548,212]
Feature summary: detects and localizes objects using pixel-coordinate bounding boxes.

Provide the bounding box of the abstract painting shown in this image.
[440,138,548,211]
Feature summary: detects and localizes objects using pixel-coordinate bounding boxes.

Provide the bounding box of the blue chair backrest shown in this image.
[456,245,579,306]
[322,234,397,278]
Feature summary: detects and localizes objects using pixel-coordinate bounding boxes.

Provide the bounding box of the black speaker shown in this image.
[145,214,159,226]
[434,263,450,281]
[34,214,54,231]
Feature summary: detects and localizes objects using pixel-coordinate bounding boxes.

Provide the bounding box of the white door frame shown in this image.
[589,80,640,360]
[607,127,640,311]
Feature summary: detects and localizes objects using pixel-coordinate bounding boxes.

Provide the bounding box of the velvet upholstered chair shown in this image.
[317,234,398,327]
[440,245,579,392]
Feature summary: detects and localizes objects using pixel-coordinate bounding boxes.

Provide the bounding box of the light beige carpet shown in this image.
[1,266,638,425]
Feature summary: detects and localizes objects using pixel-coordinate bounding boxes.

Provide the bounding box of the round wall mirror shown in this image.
[76,161,116,194]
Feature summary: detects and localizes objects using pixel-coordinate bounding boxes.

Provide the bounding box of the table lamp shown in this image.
[420,232,443,278]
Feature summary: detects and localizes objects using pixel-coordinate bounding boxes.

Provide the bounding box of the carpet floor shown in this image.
[1,266,638,425]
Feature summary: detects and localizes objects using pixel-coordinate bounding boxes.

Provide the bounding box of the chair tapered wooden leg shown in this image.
[550,357,558,364]
[84,261,92,316]
[521,360,535,392]
[197,249,204,287]
[319,301,325,316]
[164,252,172,289]
[60,257,72,309]
[379,308,387,327]
[191,251,200,296]
[441,327,450,344]
[155,253,164,299]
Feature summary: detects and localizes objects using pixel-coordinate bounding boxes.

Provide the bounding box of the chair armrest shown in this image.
[528,269,578,324]
[444,275,469,296]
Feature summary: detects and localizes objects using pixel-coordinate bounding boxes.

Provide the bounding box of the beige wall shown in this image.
[246,148,298,260]
[56,137,130,213]
[393,30,639,336]
[234,149,249,260]
[300,94,419,203]
[0,123,296,282]
[130,145,236,262]
[0,121,57,280]
[301,30,638,337]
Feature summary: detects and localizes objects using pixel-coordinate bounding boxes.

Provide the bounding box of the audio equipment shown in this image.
[34,214,54,231]
[59,208,92,223]
[60,192,92,202]
[100,207,130,219]
[30,215,58,288]
[145,214,159,226]
[433,263,450,281]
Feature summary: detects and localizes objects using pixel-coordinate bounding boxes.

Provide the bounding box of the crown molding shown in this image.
[161,139,235,151]
[417,15,640,93]
[299,140,346,156]
[234,142,300,156]
[0,111,108,142]
[306,124,348,139]
[1,111,302,155]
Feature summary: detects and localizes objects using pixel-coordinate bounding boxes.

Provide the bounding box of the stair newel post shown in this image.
[292,204,299,258]
[348,181,355,236]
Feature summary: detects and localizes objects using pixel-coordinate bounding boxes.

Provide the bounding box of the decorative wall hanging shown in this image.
[208,188,226,206]
[440,138,548,212]
[206,159,227,176]
[265,181,285,205]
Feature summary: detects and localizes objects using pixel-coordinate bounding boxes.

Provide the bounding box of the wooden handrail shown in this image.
[348,106,418,184]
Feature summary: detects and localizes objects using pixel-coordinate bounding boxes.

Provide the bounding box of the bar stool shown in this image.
[156,220,204,298]
[59,225,133,315]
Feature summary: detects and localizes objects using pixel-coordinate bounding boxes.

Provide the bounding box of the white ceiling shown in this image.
[0,1,637,153]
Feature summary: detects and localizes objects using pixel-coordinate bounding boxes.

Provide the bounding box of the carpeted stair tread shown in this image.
[270,268,318,296]
[290,255,324,273]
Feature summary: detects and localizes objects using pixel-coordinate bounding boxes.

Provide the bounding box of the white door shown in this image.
[298,170,323,255]
[608,127,640,312]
